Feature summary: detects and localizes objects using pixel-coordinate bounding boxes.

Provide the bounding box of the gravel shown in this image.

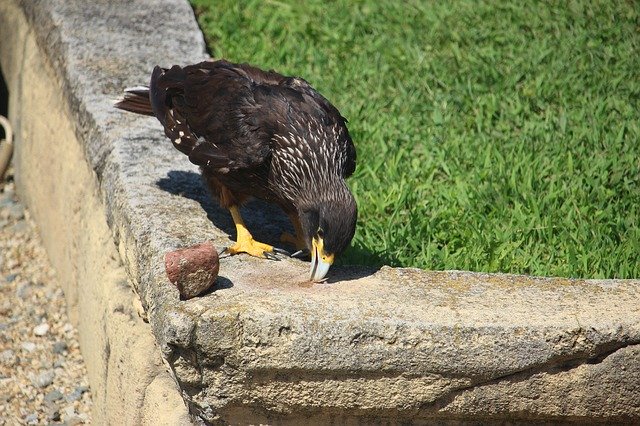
[0,170,93,424]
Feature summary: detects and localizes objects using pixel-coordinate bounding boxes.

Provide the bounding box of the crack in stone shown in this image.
[424,340,640,411]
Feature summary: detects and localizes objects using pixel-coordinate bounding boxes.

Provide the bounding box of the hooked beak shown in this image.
[310,237,334,282]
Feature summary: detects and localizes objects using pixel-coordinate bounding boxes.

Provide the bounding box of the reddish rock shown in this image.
[165,242,219,299]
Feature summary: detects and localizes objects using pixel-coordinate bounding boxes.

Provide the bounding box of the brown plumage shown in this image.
[115,59,357,281]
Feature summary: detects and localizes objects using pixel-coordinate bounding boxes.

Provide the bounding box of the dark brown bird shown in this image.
[115,59,357,281]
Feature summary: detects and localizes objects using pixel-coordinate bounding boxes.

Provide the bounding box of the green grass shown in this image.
[190,0,640,279]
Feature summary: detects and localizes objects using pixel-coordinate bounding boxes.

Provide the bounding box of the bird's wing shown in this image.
[149,61,272,171]
[253,75,357,178]
[150,60,356,177]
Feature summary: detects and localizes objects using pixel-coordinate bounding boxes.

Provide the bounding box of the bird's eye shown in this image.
[317,228,324,238]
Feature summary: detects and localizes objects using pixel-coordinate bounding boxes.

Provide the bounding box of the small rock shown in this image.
[21,341,37,352]
[0,193,14,208]
[0,349,15,365]
[33,322,50,336]
[11,220,28,234]
[47,407,61,421]
[32,370,55,388]
[44,389,64,403]
[15,282,30,299]
[52,341,68,354]
[25,413,38,425]
[8,204,24,220]
[63,405,76,416]
[66,385,89,402]
[65,415,84,426]
[5,273,17,283]
[165,241,220,299]
[0,218,8,228]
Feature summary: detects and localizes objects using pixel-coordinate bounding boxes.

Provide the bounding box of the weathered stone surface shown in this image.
[1,0,639,424]
[0,0,190,424]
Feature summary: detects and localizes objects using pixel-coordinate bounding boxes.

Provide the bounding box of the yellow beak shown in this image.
[310,237,334,281]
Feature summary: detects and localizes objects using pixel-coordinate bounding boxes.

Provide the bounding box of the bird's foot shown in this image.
[223,237,289,261]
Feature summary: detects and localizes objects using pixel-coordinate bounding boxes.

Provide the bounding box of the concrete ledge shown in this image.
[2,0,639,424]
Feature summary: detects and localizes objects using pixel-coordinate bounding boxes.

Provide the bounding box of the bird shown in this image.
[114,59,357,281]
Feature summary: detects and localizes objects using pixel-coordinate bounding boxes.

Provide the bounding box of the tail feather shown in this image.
[114,86,154,116]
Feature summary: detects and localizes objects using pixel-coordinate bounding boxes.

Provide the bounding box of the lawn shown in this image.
[189,0,640,279]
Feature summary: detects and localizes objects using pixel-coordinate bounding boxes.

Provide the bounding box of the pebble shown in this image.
[8,204,24,220]
[66,385,89,402]
[0,193,14,208]
[53,341,68,354]
[32,369,55,388]
[21,341,37,352]
[33,322,50,336]
[62,405,76,418]
[15,283,31,300]
[0,349,15,365]
[1,169,92,422]
[66,415,85,426]
[25,412,39,424]
[11,220,29,234]
[47,406,62,421]
[44,388,64,403]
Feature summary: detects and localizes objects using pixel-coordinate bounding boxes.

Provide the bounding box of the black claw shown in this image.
[219,247,232,259]
[290,249,310,259]
[272,247,291,256]
[264,251,282,261]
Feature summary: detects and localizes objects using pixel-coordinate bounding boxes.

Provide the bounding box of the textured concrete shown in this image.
[0,1,190,424]
[1,0,639,424]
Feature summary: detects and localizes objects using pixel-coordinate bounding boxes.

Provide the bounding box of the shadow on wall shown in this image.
[1,65,9,135]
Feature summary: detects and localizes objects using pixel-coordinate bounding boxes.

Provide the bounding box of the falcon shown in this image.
[115,59,357,281]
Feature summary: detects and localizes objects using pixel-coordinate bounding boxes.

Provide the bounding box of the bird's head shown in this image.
[298,182,357,281]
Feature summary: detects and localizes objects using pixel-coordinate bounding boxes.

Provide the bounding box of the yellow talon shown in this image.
[228,206,278,259]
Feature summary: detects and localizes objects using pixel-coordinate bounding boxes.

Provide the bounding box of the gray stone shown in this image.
[15,281,29,299]
[10,220,28,234]
[1,0,638,424]
[65,385,88,402]
[47,407,62,421]
[52,341,68,354]
[7,204,24,220]
[24,413,38,425]
[5,273,17,283]
[32,370,55,388]
[44,389,64,403]
[0,193,15,208]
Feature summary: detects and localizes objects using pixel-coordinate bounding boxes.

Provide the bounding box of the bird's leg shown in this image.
[226,206,287,259]
[281,212,307,252]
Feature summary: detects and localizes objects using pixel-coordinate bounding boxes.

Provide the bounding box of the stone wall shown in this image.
[1,0,638,424]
